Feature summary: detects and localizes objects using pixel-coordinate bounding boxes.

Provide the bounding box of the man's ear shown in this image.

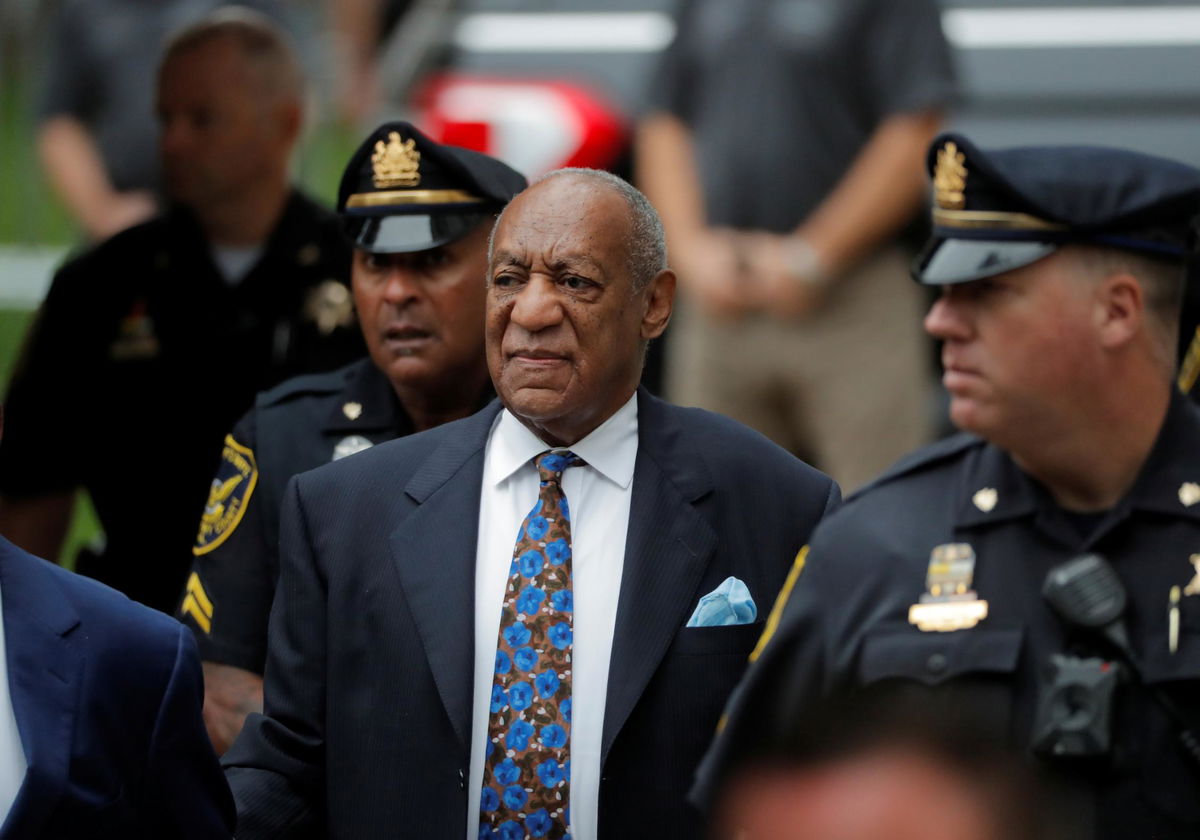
[1096,271,1144,349]
[641,268,676,340]
[276,98,303,149]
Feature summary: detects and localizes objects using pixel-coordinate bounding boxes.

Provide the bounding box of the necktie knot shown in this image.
[535,450,584,486]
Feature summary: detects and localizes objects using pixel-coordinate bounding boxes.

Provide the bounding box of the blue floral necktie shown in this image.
[480,450,584,840]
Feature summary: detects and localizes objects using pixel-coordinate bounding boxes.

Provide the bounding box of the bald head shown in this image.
[491,168,667,293]
[155,6,304,226]
[161,6,303,105]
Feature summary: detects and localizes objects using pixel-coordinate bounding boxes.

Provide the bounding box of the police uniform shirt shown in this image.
[180,358,494,674]
[712,390,1200,839]
[0,191,363,614]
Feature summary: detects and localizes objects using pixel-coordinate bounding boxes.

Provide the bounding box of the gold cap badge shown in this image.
[372,132,420,188]
[934,141,967,210]
[343,402,363,421]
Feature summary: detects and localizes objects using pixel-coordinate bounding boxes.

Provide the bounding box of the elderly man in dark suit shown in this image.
[224,169,838,839]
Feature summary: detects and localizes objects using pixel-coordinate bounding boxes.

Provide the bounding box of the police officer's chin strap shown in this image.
[1043,554,1200,767]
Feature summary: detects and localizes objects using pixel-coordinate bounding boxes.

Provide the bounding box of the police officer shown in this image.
[0,10,362,614]
[178,122,527,753]
[702,134,1200,839]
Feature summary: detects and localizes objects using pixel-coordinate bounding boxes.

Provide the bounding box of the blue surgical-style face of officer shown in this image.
[353,219,491,395]
[486,175,674,446]
[923,249,1105,446]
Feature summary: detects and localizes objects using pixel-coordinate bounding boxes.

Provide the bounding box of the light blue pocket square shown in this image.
[686,576,757,627]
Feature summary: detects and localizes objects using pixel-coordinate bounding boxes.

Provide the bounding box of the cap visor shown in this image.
[351,212,487,253]
[914,238,1059,285]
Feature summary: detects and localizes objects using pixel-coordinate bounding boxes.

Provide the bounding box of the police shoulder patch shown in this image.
[193,434,258,555]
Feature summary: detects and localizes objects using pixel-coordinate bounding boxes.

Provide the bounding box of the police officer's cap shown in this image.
[338,122,527,253]
[914,132,1200,285]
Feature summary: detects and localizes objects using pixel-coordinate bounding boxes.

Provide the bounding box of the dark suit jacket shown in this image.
[225,390,838,838]
[0,536,234,838]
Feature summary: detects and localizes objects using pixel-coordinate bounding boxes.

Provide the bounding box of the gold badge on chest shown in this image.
[908,543,989,632]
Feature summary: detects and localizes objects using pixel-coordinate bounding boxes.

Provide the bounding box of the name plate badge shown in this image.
[908,599,989,632]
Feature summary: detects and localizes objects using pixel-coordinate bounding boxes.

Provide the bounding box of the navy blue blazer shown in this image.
[226,390,838,838]
[0,536,234,838]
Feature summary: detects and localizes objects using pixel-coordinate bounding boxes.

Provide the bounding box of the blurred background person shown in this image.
[0,8,363,614]
[710,689,1067,840]
[179,121,526,754]
[34,0,291,242]
[637,0,957,492]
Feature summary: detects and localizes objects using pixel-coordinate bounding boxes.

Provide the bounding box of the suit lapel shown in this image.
[388,403,501,754]
[602,392,716,762]
[0,540,81,840]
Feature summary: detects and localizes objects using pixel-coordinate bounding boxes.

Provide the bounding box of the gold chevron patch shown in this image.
[180,572,214,634]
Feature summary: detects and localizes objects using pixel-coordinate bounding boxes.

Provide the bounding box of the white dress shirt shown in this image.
[469,393,638,840]
[0,586,28,822]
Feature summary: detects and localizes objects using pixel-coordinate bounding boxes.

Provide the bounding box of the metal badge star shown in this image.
[1180,482,1200,507]
[972,487,998,512]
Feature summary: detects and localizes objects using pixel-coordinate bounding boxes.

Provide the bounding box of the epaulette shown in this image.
[845,432,982,503]
[257,365,354,409]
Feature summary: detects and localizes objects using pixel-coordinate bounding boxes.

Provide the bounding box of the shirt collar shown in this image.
[1121,388,1200,520]
[322,360,411,435]
[489,392,639,489]
[955,389,1200,531]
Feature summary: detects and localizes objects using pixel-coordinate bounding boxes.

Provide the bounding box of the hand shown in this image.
[739,232,830,320]
[674,227,751,320]
[200,661,264,755]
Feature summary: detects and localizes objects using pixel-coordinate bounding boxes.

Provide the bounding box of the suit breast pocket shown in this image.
[670,621,765,657]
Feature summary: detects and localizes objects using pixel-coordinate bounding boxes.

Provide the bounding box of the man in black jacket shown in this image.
[0,9,362,613]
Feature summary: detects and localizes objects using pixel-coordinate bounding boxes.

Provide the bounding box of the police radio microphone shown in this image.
[1042,553,1132,657]
[1039,553,1200,767]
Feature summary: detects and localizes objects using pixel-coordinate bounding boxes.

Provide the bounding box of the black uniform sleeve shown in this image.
[0,259,95,498]
[178,409,275,675]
